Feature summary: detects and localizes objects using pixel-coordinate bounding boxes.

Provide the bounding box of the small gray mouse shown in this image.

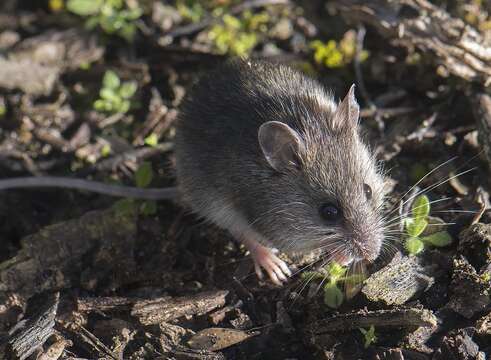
[0,59,385,285]
[175,59,385,284]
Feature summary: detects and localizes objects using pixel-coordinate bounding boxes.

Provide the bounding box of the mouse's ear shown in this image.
[258,121,304,172]
[332,84,360,131]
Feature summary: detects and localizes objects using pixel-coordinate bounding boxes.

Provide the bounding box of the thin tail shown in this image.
[0,177,178,200]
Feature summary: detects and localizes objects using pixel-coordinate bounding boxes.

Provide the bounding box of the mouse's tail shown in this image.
[0,177,178,200]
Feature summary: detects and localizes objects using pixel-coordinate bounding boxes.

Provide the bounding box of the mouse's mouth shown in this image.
[330,252,354,266]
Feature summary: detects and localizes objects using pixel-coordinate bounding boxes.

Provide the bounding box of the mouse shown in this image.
[0,59,386,286]
[174,59,386,285]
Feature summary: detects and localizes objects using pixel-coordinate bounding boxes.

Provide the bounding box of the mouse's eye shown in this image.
[364,183,372,200]
[319,203,342,223]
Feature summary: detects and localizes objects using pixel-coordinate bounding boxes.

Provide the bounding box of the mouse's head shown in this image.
[257,85,385,266]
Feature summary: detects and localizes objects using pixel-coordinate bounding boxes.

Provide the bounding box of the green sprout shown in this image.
[302,261,365,309]
[144,133,159,147]
[359,325,377,348]
[135,162,157,216]
[404,195,453,255]
[208,10,270,57]
[93,70,137,114]
[176,0,206,23]
[66,0,142,41]
[310,30,369,69]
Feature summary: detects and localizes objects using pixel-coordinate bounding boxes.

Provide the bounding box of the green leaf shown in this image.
[412,195,430,221]
[93,99,106,111]
[100,87,119,101]
[119,100,131,114]
[135,162,153,188]
[85,16,100,30]
[67,0,102,15]
[421,231,452,247]
[103,70,120,90]
[359,325,377,348]
[101,144,111,157]
[405,237,424,255]
[323,283,344,309]
[327,261,347,282]
[406,218,428,237]
[119,81,137,99]
[140,200,157,216]
[144,133,159,147]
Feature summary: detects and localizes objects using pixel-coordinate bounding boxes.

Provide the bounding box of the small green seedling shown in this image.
[176,0,206,23]
[359,325,377,348]
[208,10,270,57]
[67,0,142,41]
[404,195,452,255]
[310,30,369,69]
[93,70,137,114]
[133,161,158,216]
[144,133,159,147]
[302,261,365,309]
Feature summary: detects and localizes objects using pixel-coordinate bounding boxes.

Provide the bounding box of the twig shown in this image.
[79,142,173,175]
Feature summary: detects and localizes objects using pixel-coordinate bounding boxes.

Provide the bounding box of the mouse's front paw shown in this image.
[250,244,292,286]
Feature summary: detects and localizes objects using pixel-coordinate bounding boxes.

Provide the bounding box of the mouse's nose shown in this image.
[350,232,383,263]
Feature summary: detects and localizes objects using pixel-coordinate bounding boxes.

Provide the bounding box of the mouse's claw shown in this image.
[249,243,291,286]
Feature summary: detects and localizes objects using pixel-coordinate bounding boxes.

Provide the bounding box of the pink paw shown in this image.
[250,244,292,286]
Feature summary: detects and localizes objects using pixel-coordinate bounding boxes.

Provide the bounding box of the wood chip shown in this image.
[362,253,435,305]
[6,292,60,360]
[187,327,256,352]
[131,290,229,325]
[308,307,438,334]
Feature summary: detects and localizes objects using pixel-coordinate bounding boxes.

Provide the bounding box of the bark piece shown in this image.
[5,292,59,360]
[372,348,430,360]
[0,29,103,95]
[445,256,490,319]
[159,322,195,353]
[37,338,72,360]
[476,312,491,335]
[0,58,60,96]
[187,327,256,352]
[458,222,491,272]
[0,205,138,298]
[307,307,438,335]
[362,253,434,305]
[473,94,491,173]
[331,0,491,84]
[433,328,481,360]
[77,297,135,313]
[131,290,229,325]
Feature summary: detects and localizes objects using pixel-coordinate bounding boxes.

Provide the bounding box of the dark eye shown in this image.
[319,203,342,223]
[364,183,372,200]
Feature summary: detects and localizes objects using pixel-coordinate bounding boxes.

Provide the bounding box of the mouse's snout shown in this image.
[349,230,383,263]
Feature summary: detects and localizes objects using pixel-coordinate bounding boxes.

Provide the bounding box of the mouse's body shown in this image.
[175,59,385,284]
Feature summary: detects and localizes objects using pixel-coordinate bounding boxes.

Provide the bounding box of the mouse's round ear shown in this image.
[332,84,360,132]
[258,121,305,172]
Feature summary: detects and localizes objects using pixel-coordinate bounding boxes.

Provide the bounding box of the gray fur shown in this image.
[175,59,385,263]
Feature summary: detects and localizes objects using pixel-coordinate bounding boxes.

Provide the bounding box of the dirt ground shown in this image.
[0,0,490,359]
